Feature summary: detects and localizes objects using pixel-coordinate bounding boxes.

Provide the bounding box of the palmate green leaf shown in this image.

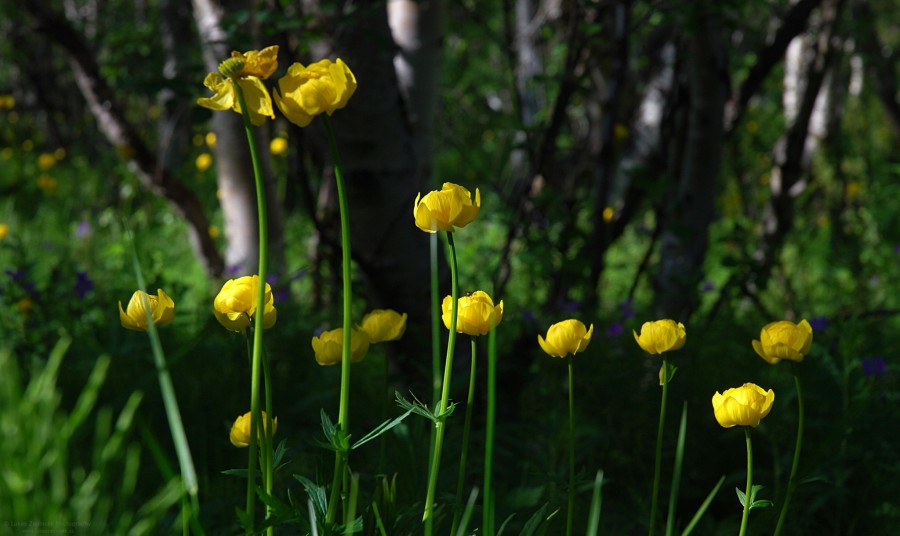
[294,474,328,525]
[351,407,413,450]
[317,409,350,453]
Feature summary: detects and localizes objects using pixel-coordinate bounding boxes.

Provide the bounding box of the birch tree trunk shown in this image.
[192,0,284,277]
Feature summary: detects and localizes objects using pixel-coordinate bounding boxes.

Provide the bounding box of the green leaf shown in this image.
[351,408,413,450]
[735,487,747,507]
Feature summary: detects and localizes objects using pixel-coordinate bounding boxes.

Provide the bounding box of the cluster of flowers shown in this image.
[197,45,356,129]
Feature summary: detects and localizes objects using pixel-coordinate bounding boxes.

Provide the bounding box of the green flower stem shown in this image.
[233,80,271,533]
[566,355,576,536]
[431,232,441,406]
[649,357,670,536]
[127,233,199,500]
[424,231,460,535]
[774,366,804,536]
[322,115,354,527]
[483,326,497,536]
[739,428,754,536]
[451,337,478,535]
[262,345,275,536]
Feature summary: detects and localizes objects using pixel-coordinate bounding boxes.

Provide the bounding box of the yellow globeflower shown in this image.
[119,289,175,331]
[195,152,213,172]
[37,175,57,192]
[213,275,277,332]
[712,383,775,428]
[360,309,407,343]
[37,152,57,171]
[269,136,288,156]
[413,182,481,233]
[197,46,279,127]
[312,327,370,365]
[229,411,277,448]
[274,58,357,128]
[752,319,813,365]
[538,319,593,358]
[441,291,502,336]
[0,223,8,240]
[633,319,686,355]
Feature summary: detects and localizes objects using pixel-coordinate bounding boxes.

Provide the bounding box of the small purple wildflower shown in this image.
[808,316,829,332]
[76,220,91,238]
[701,281,716,292]
[619,298,634,319]
[522,310,536,324]
[607,322,624,337]
[862,356,888,377]
[74,271,94,299]
[559,299,580,312]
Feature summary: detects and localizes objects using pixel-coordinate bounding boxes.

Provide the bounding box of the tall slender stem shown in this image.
[451,337,478,535]
[430,232,441,406]
[424,232,460,535]
[566,356,576,536]
[649,357,670,536]
[774,366,804,536]
[233,81,269,534]
[262,346,275,536]
[483,326,497,536]
[739,428,754,536]
[322,115,354,526]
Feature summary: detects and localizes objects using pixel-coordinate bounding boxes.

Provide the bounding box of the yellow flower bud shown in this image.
[274,58,357,127]
[229,411,277,448]
[538,319,593,358]
[633,319,686,355]
[0,223,8,240]
[360,309,407,343]
[119,289,175,331]
[751,319,812,365]
[441,291,502,336]
[712,383,774,428]
[213,275,277,332]
[269,136,288,156]
[37,152,56,171]
[413,182,481,233]
[312,327,370,366]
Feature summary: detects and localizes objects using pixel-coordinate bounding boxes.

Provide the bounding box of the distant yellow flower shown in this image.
[53,148,66,160]
[752,319,813,365]
[205,132,217,148]
[633,319,686,355]
[274,58,357,127]
[197,46,279,127]
[602,207,615,223]
[37,152,56,170]
[538,319,593,358]
[360,309,407,343]
[195,152,213,172]
[0,223,7,240]
[119,289,175,331]
[208,225,220,239]
[37,175,57,192]
[312,327,370,365]
[269,136,288,156]
[21,140,33,151]
[442,291,503,336]
[229,411,277,448]
[213,275,277,332]
[16,298,33,314]
[1,148,12,160]
[845,181,861,200]
[0,94,14,110]
[414,182,481,233]
[712,383,774,428]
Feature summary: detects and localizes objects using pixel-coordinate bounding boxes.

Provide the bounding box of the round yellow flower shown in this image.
[37,152,57,171]
[270,136,288,156]
[274,58,357,127]
[712,383,775,428]
[442,291,502,336]
[538,319,593,358]
[633,319,686,355]
[360,309,407,343]
[229,410,277,448]
[312,327,370,366]
[119,289,175,331]
[213,275,277,332]
[195,152,213,172]
[413,182,481,233]
[0,223,8,240]
[751,319,812,365]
